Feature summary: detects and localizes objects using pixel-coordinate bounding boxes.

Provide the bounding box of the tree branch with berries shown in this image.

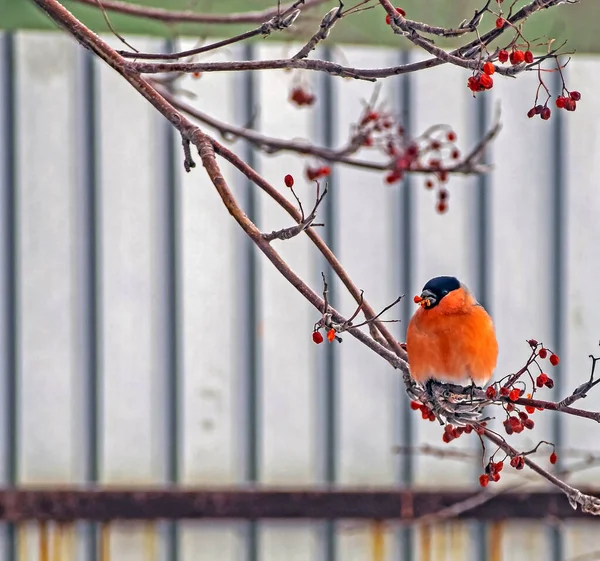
[30,0,599,518]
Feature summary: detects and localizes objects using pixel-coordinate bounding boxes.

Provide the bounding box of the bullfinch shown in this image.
[406,276,498,387]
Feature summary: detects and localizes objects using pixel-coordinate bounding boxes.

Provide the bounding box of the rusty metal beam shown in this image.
[0,488,596,522]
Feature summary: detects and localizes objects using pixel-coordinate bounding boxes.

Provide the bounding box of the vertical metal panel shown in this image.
[239,42,261,561]
[74,45,101,561]
[97,35,167,561]
[16,32,78,485]
[409,52,479,497]
[159,37,182,561]
[549,63,566,561]
[316,46,338,561]
[0,30,18,561]
[473,87,491,561]
[256,42,317,561]
[332,43,398,561]
[490,59,554,561]
[396,47,414,561]
[562,55,600,560]
[176,38,242,561]
[408,50,479,561]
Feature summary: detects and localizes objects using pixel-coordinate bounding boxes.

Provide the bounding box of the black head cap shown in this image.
[420,276,461,308]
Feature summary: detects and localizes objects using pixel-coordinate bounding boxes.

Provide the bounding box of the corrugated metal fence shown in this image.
[0,29,599,560]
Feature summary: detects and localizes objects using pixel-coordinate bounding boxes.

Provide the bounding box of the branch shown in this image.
[262,182,328,242]
[68,0,331,24]
[157,84,497,176]
[484,429,600,515]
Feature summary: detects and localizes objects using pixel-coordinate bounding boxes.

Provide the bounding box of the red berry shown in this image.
[536,373,548,387]
[528,339,538,347]
[479,474,490,487]
[549,354,560,366]
[518,411,528,421]
[385,172,401,184]
[486,386,497,399]
[498,49,509,63]
[312,331,324,344]
[320,166,331,177]
[526,405,536,415]
[506,403,515,412]
[524,419,535,429]
[451,149,460,160]
[496,17,504,28]
[550,452,558,465]
[495,461,504,472]
[479,73,494,90]
[524,50,534,64]
[516,457,525,470]
[500,386,510,397]
[464,424,473,434]
[483,61,495,75]
[508,416,521,428]
[538,348,548,359]
[545,377,554,389]
[467,76,480,92]
[570,91,581,101]
[410,401,421,410]
[527,107,536,119]
[438,188,449,201]
[510,50,525,65]
[425,179,434,189]
[442,432,451,443]
[541,107,551,120]
[564,98,577,111]
[556,96,566,109]
[535,105,544,114]
[492,473,501,482]
[509,389,520,401]
[510,456,518,468]
[436,201,448,214]
[284,174,294,188]
[326,329,336,342]
[447,131,456,142]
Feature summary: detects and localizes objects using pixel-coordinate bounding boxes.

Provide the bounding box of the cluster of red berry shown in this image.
[359,109,396,150]
[384,127,459,214]
[555,91,581,112]
[526,104,552,120]
[312,328,336,344]
[289,85,316,107]
[467,61,495,93]
[479,460,504,487]
[305,165,331,181]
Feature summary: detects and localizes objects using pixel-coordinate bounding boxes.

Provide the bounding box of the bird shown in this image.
[406,276,498,387]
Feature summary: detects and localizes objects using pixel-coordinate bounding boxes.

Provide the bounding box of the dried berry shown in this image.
[549,354,560,366]
[524,50,534,64]
[312,331,324,344]
[284,174,294,188]
[498,49,509,63]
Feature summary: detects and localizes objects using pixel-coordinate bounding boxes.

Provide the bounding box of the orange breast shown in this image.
[406,297,498,386]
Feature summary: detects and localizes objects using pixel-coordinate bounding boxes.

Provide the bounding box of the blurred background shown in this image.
[1,1,600,560]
